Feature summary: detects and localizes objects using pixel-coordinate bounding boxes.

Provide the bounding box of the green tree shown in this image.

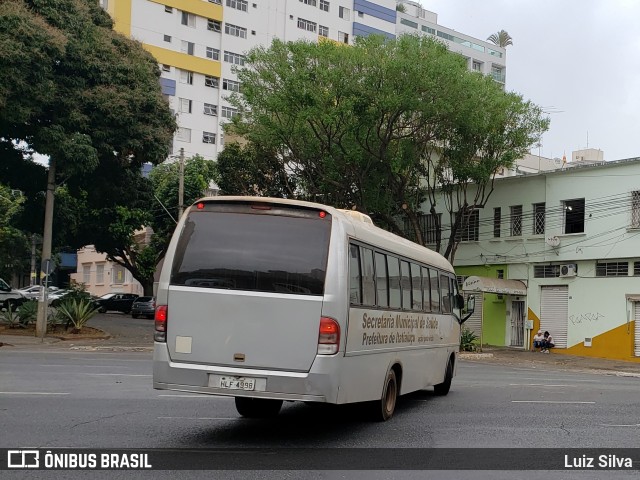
[226,35,548,263]
[0,0,176,297]
[487,30,513,47]
[0,183,30,281]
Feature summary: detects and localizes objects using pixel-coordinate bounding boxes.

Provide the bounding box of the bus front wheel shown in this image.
[433,357,453,396]
[234,397,283,418]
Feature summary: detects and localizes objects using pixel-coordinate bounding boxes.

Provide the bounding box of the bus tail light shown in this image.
[318,316,340,355]
[154,305,168,342]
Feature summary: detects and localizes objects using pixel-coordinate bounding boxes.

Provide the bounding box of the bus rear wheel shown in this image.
[234,397,283,418]
[373,369,398,422]
[433,357,453,396]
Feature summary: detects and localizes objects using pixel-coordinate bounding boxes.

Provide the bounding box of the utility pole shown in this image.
[178,147,185,219]
[36,158,56,339]
[30,234,37,286]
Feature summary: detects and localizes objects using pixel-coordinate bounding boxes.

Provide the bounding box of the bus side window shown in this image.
[430,269,440,312]
[361,247,376,306]
[387,256,401,309]
[400,260,412,310]
[411,263,422,311]
[349,244,362,305]
[440,273,451,313]
[375,252,389,308]
[421,266,431,312]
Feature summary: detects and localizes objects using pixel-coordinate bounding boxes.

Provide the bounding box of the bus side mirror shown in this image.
[460,295,475,324]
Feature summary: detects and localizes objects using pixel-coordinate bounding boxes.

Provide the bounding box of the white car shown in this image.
[0,278,26,309]
[18,285,59,300]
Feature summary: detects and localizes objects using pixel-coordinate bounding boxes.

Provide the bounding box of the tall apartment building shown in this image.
[101,0,505,162]
[395,0,506,85]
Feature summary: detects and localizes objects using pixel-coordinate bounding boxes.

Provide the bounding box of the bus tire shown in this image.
[235,397,283,418]
[433,357,453,396]
[374,369,398,422]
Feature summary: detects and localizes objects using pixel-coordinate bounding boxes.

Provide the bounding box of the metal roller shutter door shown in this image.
[634,303,640,357]
[540,286,568,348]
[464,294,483,340]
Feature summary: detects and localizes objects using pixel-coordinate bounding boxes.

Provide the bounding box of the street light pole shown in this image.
[178,147,185,219]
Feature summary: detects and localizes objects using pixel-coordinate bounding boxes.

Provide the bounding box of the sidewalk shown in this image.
[460,346,640,377]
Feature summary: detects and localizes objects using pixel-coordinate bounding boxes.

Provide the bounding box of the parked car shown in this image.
[19,285,60,300]
[131,296,156,319]
[0,277,26,309]
[94,293,139,314]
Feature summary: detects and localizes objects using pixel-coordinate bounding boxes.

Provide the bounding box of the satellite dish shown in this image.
[545,236,560,247]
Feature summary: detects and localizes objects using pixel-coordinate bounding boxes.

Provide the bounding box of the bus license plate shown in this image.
[219,377,256,391]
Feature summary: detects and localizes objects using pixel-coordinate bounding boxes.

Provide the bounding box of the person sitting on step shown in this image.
[541,331,555,353]
[532,330,545,352]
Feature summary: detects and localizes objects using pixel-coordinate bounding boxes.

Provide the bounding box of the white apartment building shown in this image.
[395,0,506,85]
[101,0,503,161]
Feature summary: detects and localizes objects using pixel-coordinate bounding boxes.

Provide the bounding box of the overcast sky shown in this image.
[420,0,640,162]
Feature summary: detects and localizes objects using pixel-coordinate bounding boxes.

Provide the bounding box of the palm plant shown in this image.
[487,30,513,47]
[0,303,23,328]
[17,300,38,326]
[55,298,99,333]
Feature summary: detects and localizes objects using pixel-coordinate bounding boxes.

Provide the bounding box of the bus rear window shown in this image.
[170,204,331,295]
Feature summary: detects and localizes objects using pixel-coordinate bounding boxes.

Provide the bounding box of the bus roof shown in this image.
[192,196,455,275]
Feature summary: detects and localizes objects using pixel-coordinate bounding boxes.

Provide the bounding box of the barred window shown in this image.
[320,0,329,12]
[533,203,545,235]
[297,18,317,32]
[456,209,479,242]
[510,205,522,236]
[493,207,501,238]
[634,261,640,276]
[208,19,221,32]
[204,75,219,88]
[223,78,241,92]
[227,0,248,12]
[403,213,441,244]
[202,132,216,144]
[319,25,329,37]
[299,0,317,5]
[596,262,628,277]
[632,191,640,228]
[533,265,560,278]
[224,51,246,65]
[225,23,247,38]
[206,47,220,60]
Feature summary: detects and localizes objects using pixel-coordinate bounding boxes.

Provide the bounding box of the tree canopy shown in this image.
[223,34,548,263]
[0,0,176,290]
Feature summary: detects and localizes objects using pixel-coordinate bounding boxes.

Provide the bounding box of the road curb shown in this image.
[69,346,153,352]
[458,353,494,359]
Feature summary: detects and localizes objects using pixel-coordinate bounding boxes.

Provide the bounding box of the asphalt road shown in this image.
[1,349,638,480]
[87,312,154,346]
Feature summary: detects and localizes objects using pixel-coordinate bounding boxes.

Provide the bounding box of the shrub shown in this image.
[460,326,480,352]
[0,303,23,328]
[17,300,38,325]
[55,298,99,333]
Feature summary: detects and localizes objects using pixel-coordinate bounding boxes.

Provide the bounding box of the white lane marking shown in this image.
[599,424,640,427]
[81,373,151,377]
[516,377,600,382]
[511,400,595,404]
[0,392,70,396]
[509,384,573,387]
[158,416,240,420]
[39,364,129,368]
[158,394,208,398]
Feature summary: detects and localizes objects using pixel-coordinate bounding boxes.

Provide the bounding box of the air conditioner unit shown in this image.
[559,264,577,277]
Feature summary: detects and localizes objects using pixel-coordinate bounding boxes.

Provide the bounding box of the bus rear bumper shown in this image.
[153,343,338,403]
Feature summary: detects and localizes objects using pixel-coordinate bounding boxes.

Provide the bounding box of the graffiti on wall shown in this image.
[569,312,605,325]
